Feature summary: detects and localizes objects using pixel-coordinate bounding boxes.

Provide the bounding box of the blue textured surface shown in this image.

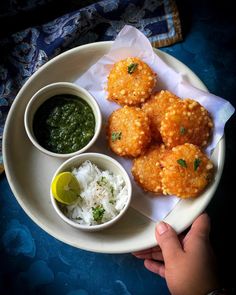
[0,176,169,294]
[1,0,236,294]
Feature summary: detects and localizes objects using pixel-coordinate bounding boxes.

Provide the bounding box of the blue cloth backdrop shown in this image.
[0,0,182,170]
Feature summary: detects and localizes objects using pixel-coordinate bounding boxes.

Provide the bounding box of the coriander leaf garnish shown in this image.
[127,63,138,74]
[111,131,122,142]
[180,126,186,135]
[194,158,201,171]
[92,205,105,222]
[177,159,187,168]
[97,176,108,186]
[110,186,114,197]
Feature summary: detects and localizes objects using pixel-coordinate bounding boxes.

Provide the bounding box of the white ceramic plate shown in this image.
[3,42,225,254]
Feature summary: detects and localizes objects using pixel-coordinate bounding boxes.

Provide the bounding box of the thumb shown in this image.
[155,221,183,263]
[185,213,211,244]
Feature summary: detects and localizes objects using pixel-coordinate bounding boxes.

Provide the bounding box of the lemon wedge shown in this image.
[51,172,80,205]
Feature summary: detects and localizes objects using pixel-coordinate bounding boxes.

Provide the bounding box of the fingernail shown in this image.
[157,222,168,235]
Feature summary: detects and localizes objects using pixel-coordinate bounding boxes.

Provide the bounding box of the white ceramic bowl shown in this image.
[50,153,132,231]
[24,82,102,158]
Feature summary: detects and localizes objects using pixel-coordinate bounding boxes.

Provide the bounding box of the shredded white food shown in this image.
[64,160,128,226]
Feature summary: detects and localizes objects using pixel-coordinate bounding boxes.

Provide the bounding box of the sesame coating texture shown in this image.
[160,99,213,148]
[132,144,166,194]
[107,106,151,157]
[142,90,180,142]
[161,143,214,198]
[107,57,156,106]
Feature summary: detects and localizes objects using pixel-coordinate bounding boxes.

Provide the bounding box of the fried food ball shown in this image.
[132,144,167,194]
[107,57,156,106]
[142,90,180,142]
[160,98,213,148]
[161,143,214,198]
[107,106,151,157]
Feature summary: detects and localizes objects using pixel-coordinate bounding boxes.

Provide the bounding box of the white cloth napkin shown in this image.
[75,25,235,221]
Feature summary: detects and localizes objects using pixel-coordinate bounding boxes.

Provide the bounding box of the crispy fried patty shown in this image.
[142,90,180,142]
[132,144,166,194]
[160,99,213,148]
[107,106,151,157]
[107,57,156,106]
[161,143,214,198]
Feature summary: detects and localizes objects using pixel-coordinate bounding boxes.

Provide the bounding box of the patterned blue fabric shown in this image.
[0,0,181,166]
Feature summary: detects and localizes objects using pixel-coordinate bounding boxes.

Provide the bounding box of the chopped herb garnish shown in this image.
[127,63,138,74]
[177,159,187,168]
[97,176,108,186]
[92,205,105,222]
[110,186,114,197]
[109,199,115,205]
[194,158,201,171]
[111,131,122,142]
[97,177,115,199]
[180,126,186,135]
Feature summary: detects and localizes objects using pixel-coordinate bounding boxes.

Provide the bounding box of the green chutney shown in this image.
[33,94,95,154]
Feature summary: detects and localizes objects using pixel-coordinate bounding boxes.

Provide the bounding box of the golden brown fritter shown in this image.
[107,106,151,157]
[142,90,180,142]
[107,57,156,106]
[160,99,213,148]
[132,144,167,194]
[161,143,214,198]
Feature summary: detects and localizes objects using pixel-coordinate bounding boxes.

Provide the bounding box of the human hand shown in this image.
[133,213,219,295]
